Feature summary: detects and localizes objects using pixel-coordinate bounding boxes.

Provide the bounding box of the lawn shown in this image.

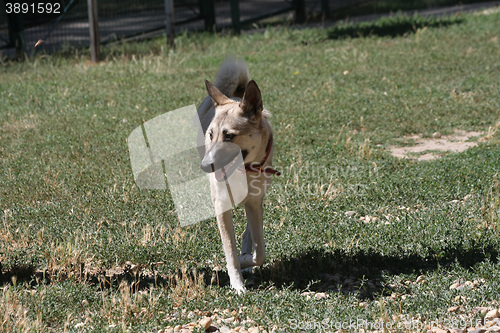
[1,8,499,332]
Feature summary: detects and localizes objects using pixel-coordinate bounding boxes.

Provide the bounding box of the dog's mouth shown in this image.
[214,156,245,182]
[201,142,245,182]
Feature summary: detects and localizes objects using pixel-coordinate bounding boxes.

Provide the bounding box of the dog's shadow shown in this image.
[202,244,498,299]
[1,244,496,299]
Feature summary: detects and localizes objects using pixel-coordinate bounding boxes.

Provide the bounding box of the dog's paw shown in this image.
[233,285,247,295]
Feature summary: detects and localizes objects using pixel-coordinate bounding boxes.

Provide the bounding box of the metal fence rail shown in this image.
[0,0,370,58]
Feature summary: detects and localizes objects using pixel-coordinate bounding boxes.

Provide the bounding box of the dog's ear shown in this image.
[205,80,232,108]
[240,80,263,121]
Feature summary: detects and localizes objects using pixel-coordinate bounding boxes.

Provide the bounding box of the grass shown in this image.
[1,9,500,332]
[325,0,499,20]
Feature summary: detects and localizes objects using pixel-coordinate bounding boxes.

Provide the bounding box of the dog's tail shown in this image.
[214,58,250,98]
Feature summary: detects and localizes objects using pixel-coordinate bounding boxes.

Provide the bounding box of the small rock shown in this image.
[165,329,174,333]
[220,326,231,333]
[464,280,475,289]
[224,317,236,324]
[469,329,486,333]
[200,317,212,330]
[450,329,465,333]
[433,132,442,139]
[416,275,426,284]
[74,322,85,328]
[315,292,329,300]
[474,307,490,315]
[450,279,473,290]
[485,309,500,320]
[432,328,448,333]
[248,327,260,333]
[463,194,472,201]
[448,306,461,313]
[345,211,356,217]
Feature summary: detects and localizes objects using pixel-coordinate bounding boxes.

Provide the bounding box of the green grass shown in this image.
[1,10,500,332]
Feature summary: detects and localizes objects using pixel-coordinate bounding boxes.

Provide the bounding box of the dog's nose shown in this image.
[200,142,241,174]
[200,160,215,173]
[201,146,216,173]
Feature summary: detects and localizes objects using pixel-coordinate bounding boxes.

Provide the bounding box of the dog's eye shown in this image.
[209,130,213,140]
[224,133,236,142]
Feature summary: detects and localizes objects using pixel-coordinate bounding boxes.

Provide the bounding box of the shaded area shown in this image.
[2,242,497,300]
[327,14,464,39]
[247,244,499,298]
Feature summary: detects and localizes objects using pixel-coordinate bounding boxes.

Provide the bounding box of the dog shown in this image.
[197,59,279,293]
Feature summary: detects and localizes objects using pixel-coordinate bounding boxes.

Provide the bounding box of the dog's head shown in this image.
[201,80,266,174]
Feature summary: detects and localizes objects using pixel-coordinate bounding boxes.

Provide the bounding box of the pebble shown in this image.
[473,307,490,315]
[450,329,465,333]
[433,132,442,139]
[345,210,356,217]
[219,326,231,333]
[199,317,212,330]
[315,292,329,300]
[485,309,500,320]
[468,329,486,333]
[416,275,426,284]
[450,279,475,290]
[432,328,448,333]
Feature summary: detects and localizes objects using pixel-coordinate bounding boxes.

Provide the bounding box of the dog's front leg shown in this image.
[216,211,246,293]
[239,198,266,269]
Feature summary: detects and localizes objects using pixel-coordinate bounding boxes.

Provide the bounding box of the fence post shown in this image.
[295,0,305,24]
[321,0,329,19]
[87,0,100,62]
[200,0,216,31]
[165,0,175,48]
[230,0,241,34]
[6,13,27,59]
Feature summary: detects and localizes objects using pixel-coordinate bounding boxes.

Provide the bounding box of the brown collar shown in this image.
[245,135,281,176]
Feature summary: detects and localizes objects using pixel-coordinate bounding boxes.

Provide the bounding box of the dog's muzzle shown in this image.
[201,142,244,181]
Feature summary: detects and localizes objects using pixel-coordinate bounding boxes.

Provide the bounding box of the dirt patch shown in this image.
[389,130,484,161]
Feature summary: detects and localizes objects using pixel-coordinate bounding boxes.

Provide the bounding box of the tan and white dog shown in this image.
[197,59,279,293]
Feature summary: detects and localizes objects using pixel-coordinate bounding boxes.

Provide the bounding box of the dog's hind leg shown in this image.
[240,221,254,274]
[241,221,253,256]
[239,198,266,269]
[216,211,246,293]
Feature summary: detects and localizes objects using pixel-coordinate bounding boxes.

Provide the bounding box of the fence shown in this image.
[1,0,369,59]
